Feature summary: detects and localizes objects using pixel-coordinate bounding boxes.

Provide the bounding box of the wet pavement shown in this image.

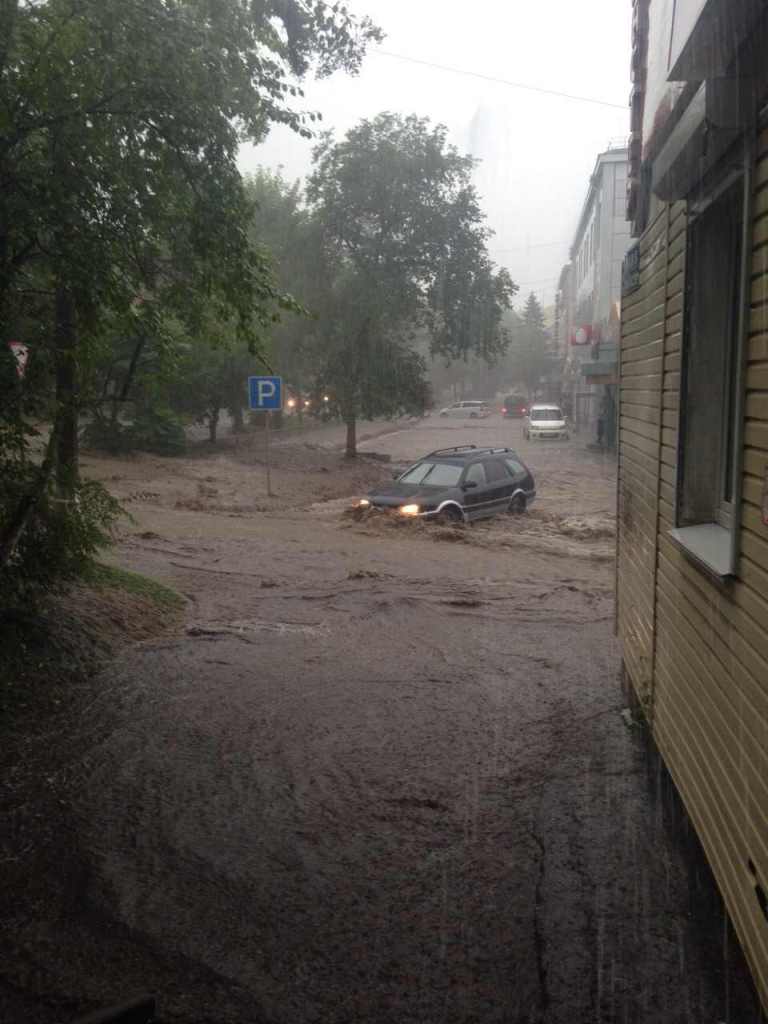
[1,418,763,1023]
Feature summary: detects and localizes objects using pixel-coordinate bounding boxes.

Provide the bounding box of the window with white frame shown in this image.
[673,159,749,577]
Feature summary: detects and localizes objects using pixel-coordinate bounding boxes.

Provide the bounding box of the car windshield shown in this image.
[530,408,562,421]
[399,461,463,486]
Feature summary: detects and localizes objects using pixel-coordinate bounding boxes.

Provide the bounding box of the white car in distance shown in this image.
[523,404,570,440]
[438,400,491,419]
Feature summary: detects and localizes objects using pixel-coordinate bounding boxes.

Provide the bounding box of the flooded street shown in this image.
[5,1,767,1018]
[2,419,760,1023]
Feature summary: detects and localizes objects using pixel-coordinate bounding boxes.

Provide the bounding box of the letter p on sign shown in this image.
[248,375,282,411]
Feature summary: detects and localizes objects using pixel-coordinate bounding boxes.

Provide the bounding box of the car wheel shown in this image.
[564,433,571,441]
[469,412,478,419]
[508,493,527,515]
[437,505,463,525]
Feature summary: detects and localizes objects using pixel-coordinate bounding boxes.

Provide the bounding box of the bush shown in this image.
[127,407,187,455]
[80,416,132,454]
[82,407,187,456]
[0,474,123,611]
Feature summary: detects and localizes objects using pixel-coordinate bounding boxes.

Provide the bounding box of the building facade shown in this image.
[560,148,632,442]
[618,0,768,1009]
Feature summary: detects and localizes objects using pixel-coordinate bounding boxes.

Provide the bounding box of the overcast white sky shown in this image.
[239,0,631,308]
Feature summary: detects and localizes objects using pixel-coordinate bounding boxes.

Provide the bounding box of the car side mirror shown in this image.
[392,471,400,480]
[462,480,478,490]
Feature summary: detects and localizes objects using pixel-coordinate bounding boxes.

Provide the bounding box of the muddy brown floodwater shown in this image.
[2,417,763,1023]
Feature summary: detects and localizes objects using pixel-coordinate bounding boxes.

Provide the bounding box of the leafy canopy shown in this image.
[303,113,515,449]
[0,0,381,598]
[506,292,556,399]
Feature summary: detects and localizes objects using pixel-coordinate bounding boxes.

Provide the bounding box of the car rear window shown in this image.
[484,459,509,482]
[399,462,463,486]
[530,408,562,421]
[505,458,526,475]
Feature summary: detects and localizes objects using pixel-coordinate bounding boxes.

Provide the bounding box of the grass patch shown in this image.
[83,562,185,611]
[1,563,185,726]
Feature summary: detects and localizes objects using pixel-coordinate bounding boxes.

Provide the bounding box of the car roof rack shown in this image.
[427,444,479,457]
[426,445,521,459]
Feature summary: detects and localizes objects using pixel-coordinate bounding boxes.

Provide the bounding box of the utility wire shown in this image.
[372,49,627,111]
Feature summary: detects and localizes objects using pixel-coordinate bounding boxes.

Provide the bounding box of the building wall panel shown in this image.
[618,125,768,1011]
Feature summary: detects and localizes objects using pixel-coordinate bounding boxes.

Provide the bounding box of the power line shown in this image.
[372,49,627,111]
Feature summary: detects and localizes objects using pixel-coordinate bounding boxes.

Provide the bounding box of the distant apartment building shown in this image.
[559,147,632,443]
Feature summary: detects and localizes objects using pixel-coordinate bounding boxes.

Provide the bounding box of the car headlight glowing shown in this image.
[356,498,371,508]
[399,504,420,517]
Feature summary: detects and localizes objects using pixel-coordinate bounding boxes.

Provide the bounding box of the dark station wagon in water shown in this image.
[356,445,536,523]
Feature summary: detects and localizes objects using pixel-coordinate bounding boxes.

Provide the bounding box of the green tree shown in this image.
[0,0,380,589]
[306,113,515,456]
[169,332,264,445]
[507,292,556,401]
[243,169,319,400]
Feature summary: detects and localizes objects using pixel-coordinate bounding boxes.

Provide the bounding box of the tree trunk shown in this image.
[101,334,145,436]
[344,414,357,459]
[208,406,219,444]
[231,404,244,433]
[54,284,78,498]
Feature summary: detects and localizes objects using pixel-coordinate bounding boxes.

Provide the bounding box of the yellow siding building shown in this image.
[619,0,768,1010]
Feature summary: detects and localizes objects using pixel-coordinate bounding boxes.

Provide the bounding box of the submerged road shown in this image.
[2,419,762,1023]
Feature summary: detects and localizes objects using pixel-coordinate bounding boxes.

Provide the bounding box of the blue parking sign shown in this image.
[248,375,282,411]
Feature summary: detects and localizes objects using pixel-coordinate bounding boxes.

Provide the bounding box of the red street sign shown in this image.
[8,340,29,378]
[570,325,593,345]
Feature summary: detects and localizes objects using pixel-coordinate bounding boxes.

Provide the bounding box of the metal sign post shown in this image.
[248,375,282,498]
[265,409,273,496]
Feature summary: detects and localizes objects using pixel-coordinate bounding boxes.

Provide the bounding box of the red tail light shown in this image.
[501,407,507,414]
[522,407,527,414]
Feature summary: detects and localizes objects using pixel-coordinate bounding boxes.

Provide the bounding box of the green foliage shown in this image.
[126,408,188,456]
[302,114,515,450]
[169,334,256,443]
[505,292,557,399]
[83,563,185,611]
[243,169,319,390]
[0,0,379,606]
[1,0,381,336]
[0,474,122,610]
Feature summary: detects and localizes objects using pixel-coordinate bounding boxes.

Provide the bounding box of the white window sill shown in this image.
[669,523,734,579]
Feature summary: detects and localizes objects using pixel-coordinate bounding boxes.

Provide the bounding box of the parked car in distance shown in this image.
[523,404,570,440]
[354,445,536,523]
[501,394,528,418]
[438,400,491,419]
